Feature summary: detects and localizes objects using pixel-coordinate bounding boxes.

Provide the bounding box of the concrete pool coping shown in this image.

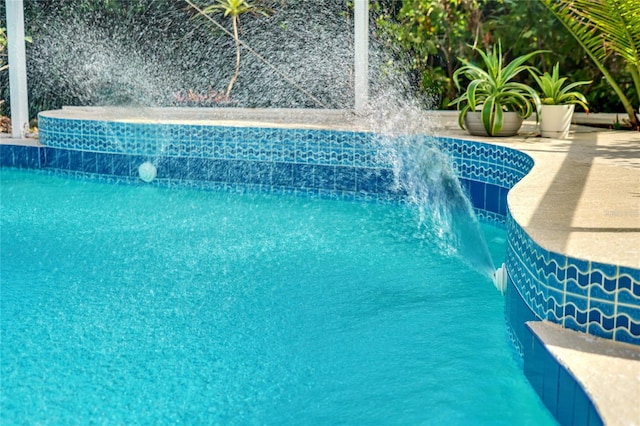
[440,113,639,271]
[2,107,639,424]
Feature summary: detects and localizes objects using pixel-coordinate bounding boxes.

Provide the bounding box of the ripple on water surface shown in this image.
[0,170,555,425]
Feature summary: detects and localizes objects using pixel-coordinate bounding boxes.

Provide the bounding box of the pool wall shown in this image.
[506,212,640,346]
[3,115,529,223]
[34,114,407,201]
[2,113,638,348]
[437,139,638,343]
[2,111,639,425]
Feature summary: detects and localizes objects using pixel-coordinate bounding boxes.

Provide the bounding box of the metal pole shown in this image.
[354,0,368,112]
[6,0,29,138]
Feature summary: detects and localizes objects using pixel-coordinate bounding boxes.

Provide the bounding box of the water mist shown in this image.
[365,101,497,279]
[25,0,497,281]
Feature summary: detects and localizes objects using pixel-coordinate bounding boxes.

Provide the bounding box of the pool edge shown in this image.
[3,107,639,426]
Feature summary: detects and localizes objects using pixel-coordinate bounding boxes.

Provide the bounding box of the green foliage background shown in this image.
[374,0,635,113]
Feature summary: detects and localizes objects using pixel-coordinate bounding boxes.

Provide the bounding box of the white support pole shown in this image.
[6,0,29,138]
[354,0,368,112]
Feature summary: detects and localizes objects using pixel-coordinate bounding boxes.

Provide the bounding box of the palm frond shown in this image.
[573,0,640,68]
[540,0,639,126]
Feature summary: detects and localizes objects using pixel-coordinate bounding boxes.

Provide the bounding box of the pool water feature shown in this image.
[379,134,496,278]
[33,108,510,281]
[0,169,555,424]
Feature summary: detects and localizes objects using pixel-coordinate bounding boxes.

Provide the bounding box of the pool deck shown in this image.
[2,107,639,424]
[444,113,639,271]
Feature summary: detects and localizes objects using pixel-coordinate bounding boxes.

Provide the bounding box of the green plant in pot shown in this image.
[530,62,591,138]
[450,43,546,136]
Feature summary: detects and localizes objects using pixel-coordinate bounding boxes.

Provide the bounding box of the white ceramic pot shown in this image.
[463,111,524,137]
[540,104,575,139]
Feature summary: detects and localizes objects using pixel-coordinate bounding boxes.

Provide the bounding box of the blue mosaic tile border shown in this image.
[438,138,533,188]
[441,139,532,226]
[31,115,529,226]
[506,211,640,345]
[38,116,382,168]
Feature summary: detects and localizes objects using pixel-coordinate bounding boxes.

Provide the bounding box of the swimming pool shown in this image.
[0,169,555,424]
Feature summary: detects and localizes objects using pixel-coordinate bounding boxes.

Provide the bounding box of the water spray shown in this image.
[375,131,497,279]
[184,0,329,109]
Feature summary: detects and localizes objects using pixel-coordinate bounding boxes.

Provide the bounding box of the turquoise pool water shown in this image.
[0,169,555,425]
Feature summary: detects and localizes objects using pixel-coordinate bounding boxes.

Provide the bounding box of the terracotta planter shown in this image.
[540,104,575,139]
[463,111,524,137]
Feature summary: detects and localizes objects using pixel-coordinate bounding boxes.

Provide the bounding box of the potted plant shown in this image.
[450,43,545,136]
[530,62,591,138]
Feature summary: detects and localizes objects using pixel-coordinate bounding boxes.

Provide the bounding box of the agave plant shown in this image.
[531,62,591,111]
[450,43,546,136]
[540,0,639,129]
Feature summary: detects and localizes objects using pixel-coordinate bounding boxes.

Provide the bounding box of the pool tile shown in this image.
[127,156,148,179]
[208,159,231,182]
[314,165,335,190]
[355,168,380,193]
[292,164,315,188]
[523,327,544,395]
[466,179,486,210]
[186,158,211,181]
[3,145,41,169]
[271,162,293,187]
[334,166,356,191]
[0,145,13,167]
[484,183,500,214]
[249,161,272,185]
[168,156,191,180]
[227,160,251,184]
[547,288,564,321]
[497,186,508,216]
[50,148,70,170]
[79,151,97,173]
